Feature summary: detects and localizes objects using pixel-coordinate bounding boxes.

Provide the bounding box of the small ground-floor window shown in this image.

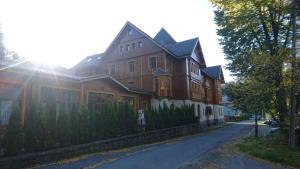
[41,87,79,116]
[0,100,19,125]
[88,92,113,112]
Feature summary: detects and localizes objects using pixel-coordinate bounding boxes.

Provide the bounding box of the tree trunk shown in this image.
[276,82,287,128]
[255,112,258,138]
[289,0,297,149]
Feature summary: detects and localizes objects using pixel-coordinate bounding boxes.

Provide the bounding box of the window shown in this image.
[138,41,143,48]
[126,44,130,51]
[88,92,113,112]
[131,43,136,50]
[86,58,92,62]
[0,100,13,125]
[120,46,124,52]
[149,57,157,69]
[197,105,200,117]
[128,61,134,72]
[122,96,135,107]
[127,28,133,36]
[40,87,79,116]
[128,81,134,85]
[110,64,116,75]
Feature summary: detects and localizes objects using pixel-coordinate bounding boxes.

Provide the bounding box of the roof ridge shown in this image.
[176,37,198,43]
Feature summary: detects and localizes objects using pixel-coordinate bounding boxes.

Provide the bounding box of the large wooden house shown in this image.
[0,21,224,131]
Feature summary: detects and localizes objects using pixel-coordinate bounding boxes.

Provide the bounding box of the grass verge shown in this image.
[236,132,300,168]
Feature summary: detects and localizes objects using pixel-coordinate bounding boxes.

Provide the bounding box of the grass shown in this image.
[236,132,300,168]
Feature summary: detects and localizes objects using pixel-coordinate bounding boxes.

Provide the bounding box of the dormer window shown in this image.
[127,28,133,36]
[86,58,92,62]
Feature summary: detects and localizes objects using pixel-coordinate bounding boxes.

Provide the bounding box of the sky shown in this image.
[0,0,234,81]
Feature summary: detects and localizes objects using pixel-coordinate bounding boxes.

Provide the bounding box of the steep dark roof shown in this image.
[154,28,176,44]
[202,65,222,80]
[162,38,198,57]
[73,53,104,69]
[153,28,198,58]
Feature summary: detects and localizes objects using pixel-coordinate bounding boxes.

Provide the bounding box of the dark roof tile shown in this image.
[202,65,222,79]
[154,28,176,44]
[153,28,198,57]
[73,53,104,69]
[163,38,198,57]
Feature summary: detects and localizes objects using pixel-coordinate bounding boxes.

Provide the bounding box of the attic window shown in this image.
[131,43,136,50]
[138,41,143,48]
[127,28,133,36]
[97,56,101,60]
[126,44,130,51]
[86,58,92,62]
[120,46,124,52]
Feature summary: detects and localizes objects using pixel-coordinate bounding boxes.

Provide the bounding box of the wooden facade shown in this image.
[0,21,224,129]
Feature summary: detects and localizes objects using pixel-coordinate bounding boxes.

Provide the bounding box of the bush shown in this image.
[144,103,197,131]
[2,106,24,156]
[24,102,45,152]
[7,100,195,156]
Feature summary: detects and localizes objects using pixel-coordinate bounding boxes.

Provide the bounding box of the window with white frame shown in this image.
[128,61,134,72]
[0,100,13,125]
[149,57,157,69]
[110,64,116,75]
[127,28,133,36]
[138,41,143,48]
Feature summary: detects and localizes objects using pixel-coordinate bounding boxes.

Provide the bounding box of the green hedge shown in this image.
[1,101,138,156]
[1,101,197,156]
[144,103,197,131]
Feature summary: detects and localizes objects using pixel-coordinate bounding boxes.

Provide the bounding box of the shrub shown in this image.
[144,103,197,131]
[24,101,45,152]
[2,106,24,156]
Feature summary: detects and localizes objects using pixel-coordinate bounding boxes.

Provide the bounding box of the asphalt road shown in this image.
[97,121,252,169]
[37,121,253,169]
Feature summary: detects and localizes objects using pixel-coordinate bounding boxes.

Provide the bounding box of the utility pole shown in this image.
[289,0,297,149]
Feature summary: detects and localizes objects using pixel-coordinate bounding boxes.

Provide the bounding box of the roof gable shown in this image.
[154,28,176,45]
[202,65,225,83]
[103,21,176,58]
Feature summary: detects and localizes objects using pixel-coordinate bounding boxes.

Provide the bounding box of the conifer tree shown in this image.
[56,106,71,147]
[24,101,44,152]
[2,106,24,156]
[78,105,90,143]
[70,105,80,145]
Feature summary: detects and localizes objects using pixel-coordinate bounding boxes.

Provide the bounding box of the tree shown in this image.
[78,106,90,143]
[24,101,44,152]
[210,0,293,125]
[56,106,71,147]
[2,106,24,156]
[224,78,274,137]
[0,23,23,62]
[0,24,5,61]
